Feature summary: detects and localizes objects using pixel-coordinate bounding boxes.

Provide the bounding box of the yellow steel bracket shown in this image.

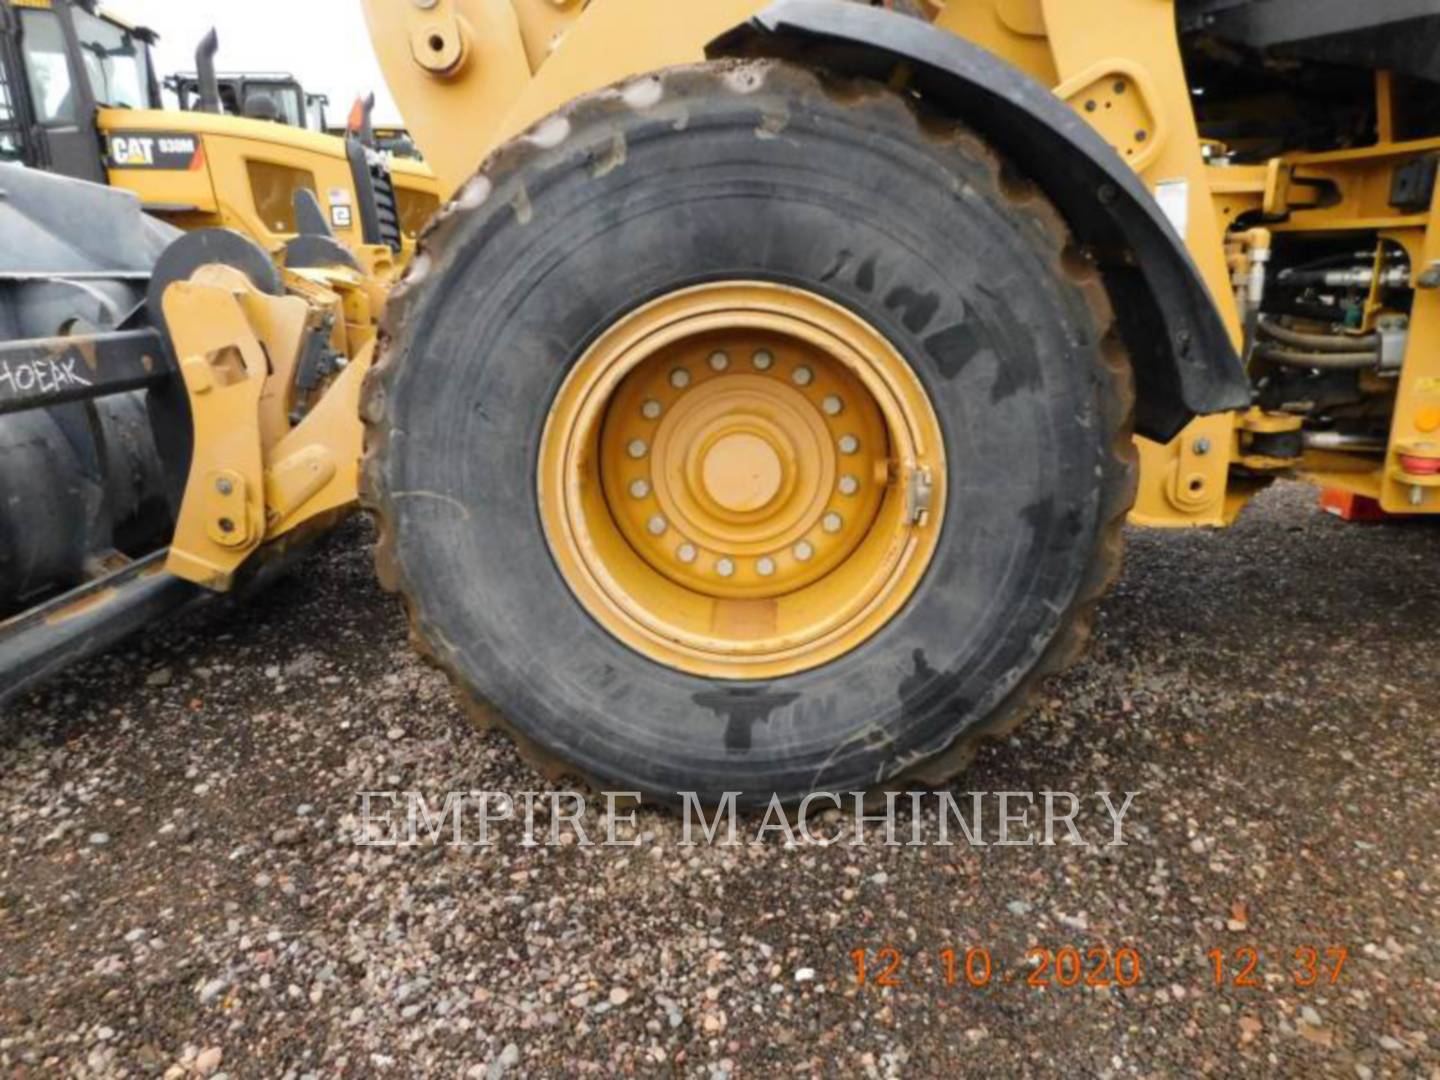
[1053,60,1168,174]
[165,265,372,589]
[263,343,373,537]
[163,276,275,590]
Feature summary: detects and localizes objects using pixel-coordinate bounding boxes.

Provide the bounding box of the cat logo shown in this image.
[106,133,203,171]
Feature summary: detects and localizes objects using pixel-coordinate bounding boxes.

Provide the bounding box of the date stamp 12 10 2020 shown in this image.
[848,944,1351,991]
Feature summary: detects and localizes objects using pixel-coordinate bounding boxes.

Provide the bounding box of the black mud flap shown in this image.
[710,0,1252,442]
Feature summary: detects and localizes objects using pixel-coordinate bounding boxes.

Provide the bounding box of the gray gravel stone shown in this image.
[2,486,1437,1075]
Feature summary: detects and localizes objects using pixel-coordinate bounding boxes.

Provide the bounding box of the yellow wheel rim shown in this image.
[538,282,947,679]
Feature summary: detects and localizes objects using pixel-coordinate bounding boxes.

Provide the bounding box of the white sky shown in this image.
[110,0,405,125]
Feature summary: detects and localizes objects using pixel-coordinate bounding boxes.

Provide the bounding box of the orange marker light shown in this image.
[1415,405,1440,434]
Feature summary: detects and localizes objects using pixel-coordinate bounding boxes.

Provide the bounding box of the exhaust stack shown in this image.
[195,29,221,114]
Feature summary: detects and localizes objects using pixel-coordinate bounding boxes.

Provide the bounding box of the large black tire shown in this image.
[363,61,1136,807]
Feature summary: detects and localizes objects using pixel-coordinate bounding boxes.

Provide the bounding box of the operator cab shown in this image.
[167,70,330,133]
[0,0,160,182]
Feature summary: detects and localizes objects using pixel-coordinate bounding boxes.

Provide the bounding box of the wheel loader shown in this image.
[5,0,1440,809]
[0,0,441,255]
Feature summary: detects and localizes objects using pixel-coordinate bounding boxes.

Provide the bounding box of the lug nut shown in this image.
[838,435,859,455]
[791,366,814,387]
[647,515,668,536]
[628,439,648,459]
[756,557,776,577]
[716,557,736,578]
[642,399,662,420]
[629,478,651,499]
[709,351,730,372]
[838,475,859,496]
[677,543,698,564]
[669,368,691,389]
[822,512,844,534]
[793,540,814,562]
[752,350,774,371]
[822,395,843,416]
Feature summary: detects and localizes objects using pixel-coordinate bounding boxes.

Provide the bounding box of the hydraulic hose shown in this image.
[1256,315,1379,352]
[1254,345,1378,370]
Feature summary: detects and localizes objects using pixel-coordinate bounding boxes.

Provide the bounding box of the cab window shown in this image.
[18,9,76,125]
[242,83,303,127]
[304,95,327,133]
[71,9,152,109]
[0,48,22,160]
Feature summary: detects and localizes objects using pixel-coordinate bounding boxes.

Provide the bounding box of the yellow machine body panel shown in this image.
[96,108,443,257]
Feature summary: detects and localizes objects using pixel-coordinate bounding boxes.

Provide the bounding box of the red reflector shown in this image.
[1398,453,1440,476]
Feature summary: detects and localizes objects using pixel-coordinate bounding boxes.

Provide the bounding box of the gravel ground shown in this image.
[1,481,1437,1078]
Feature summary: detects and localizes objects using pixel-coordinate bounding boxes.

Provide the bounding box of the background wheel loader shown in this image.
[0,0,441,256]
[5,0,1440,809]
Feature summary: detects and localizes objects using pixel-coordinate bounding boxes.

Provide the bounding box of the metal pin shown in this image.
[629,479,651,499]
[716,557,736,578]
[822,395,843,416]
[677,543,698,564]
[791,366,814,387]
[838,435,859,455]
[647,515,668,536]
[756,557,776,577]
[822,512,843,534]
[793,540,814,562]
[628,439,648,459]
[670,369,691,389]
[642,399,662,420]
[709,351,730,372]
[752,350,774,371]
[839,475,859,496]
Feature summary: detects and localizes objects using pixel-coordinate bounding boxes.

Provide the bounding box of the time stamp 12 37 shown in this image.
[848,944,1352,992]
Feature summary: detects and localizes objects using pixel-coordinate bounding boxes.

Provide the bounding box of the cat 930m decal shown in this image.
[106,133,204,171]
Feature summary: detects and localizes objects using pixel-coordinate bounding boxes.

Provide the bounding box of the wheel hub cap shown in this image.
[701,432,782,513]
